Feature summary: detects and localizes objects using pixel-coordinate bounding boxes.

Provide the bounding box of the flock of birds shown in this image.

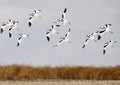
[82,23,118,55]
[0,8,118,55]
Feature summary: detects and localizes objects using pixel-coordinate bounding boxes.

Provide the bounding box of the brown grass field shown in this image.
[0,65,120,80]
[0,65,120,85]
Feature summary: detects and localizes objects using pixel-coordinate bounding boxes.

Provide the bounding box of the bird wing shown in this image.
[62,13,66,19]
[103,49,106,55]
[64,8,67,13]
[54,39,64,47]
[65,28,71,37]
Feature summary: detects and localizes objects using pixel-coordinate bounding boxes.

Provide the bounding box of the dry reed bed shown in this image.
[0,65,120,80]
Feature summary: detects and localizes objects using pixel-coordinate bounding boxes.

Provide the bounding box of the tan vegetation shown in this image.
[0,65,120,81]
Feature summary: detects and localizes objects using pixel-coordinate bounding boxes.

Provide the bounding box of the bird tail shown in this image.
[46,36,50,41]
[0,28,4,33]
[103,49,106,55]
[9,32,12,38]
[29,22,32,27]
[98,35,102,40]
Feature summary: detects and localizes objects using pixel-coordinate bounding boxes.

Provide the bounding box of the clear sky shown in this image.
[0,0,120,66]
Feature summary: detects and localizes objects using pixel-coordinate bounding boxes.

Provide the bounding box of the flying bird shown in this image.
[46,22,60,41]
[97,24,112,40]
[53,28,71,47]
[57,8,68,25]
[9,20,19,38]
[103,40,117,55]
[28,10,42,27]
[0,19,13,33]
[17,33,29,47]
[82,32,97,48]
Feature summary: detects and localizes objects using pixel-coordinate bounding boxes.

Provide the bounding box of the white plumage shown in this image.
[28,10,42,27]
[0,19,13,33]
[97,24,112,40]
[53,28,71,47]
[103,40,117,55]
[9,20,19,38]
[17,33,29,47]
[82,32,97,48]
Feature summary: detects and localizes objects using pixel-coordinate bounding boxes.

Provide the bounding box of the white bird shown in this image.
[53,28,71,47]
[103,40,117,55]
[97,24,112,40]
[57,8,68,25]
[17,33,29,47]
[82,32,97,48]
[28,10,42,27]
[46,23,60,41]
[0,19,13,33]
[9,20,19,38]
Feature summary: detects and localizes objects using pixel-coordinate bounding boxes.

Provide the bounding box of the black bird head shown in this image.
[108,24,112,26]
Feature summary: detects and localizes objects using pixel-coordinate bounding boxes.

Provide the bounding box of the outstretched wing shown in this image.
[64,8,67,13]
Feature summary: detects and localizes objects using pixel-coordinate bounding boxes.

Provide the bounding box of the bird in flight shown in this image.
[53,28,71,47]
[46,22,60,41]
[9,20,19,38]
[97,24,113,40]
[28,10,42,27]
[103,40,117,55]
[17,33,29,47]
[57,8,68,25]
[82,32,98,48]
[0,19,13,33]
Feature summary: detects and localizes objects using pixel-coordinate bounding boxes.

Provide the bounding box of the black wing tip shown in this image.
[103,49,106,55]
[64,8,67,13]
[9,28,12,31]
[56,25,60,27]
[29,22,32,27]
[46,36,50,41]
[98,35,101,40]
[0,28,3,33]
[9,33,12,38]
[69,28,71,32]
[82,45,85,48]
[17,43,20,47]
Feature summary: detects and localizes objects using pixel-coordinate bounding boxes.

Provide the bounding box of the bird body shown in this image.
[57,8,68,25]
[97,24,112,40]
[0,19,13,33]
[82,32,97,48]
[9,21,19,38]
[17,33,29,47]
[46,23,60,41]
[28,10,42,27]
[53,28,71,47]
[103,40,116,55]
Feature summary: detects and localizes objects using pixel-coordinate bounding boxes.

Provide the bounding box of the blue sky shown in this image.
[0,0,120,66]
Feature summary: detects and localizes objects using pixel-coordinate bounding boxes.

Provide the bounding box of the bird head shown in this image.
[108,24,112,26]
